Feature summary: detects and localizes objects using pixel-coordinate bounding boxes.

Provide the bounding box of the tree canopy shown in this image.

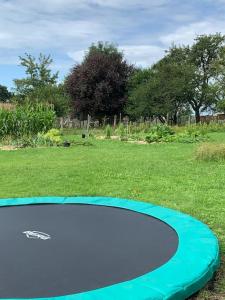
[127,34,225,123]
[66,42,133,119]
[9,34,225,123]
[14,53,59,97]
[13,53,69,117]
[0,85,12,102]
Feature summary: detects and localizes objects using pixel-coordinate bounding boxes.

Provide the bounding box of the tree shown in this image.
[14,53,59,97]
[188,34,225,122]
[126,47,192,124]
[13,53,70,117]
[127,34,225,123]
[66,42,133,119]
[24,84,71,117]
[126,68,154,119]
[151,46,193,124]
[0,85,11,102]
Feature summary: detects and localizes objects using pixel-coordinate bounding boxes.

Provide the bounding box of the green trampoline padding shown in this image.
[0,196,220,300]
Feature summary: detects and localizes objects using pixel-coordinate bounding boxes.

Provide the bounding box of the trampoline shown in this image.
[0,196,220,300]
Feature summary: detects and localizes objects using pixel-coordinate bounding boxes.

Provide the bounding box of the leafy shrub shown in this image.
[195,143,225,161]
[0,103,55,139]
[115,123,127,140]
[145,124,207,144]
[145,133,160,143]
[145,125,174,143]
[174,130,207,143]
[105,125,112,139]
[40,129,62,146]
[115,123,126,137]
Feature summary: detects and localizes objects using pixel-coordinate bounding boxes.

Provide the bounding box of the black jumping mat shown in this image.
[0,204,178,298]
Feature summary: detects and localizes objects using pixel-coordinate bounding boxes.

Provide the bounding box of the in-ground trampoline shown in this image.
[0,197,220,300]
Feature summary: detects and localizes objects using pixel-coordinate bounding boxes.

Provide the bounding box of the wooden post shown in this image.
[87,115,91,137]
[60,117,63,129]
[103,116,106,127]
[113,115,117,127]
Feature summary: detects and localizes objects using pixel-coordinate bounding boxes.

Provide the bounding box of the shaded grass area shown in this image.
[0,132,225,299]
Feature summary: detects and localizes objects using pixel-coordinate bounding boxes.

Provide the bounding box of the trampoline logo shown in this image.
[23,231,51,240]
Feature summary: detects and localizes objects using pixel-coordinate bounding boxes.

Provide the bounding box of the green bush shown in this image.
[42,129,62,146]
[105,125,112,139]
[0,103,56,139]
[195,143,225,161]
[174,130,207,143]
[145,125,174,143]
[145,124,207,144]
[115,123,127,137]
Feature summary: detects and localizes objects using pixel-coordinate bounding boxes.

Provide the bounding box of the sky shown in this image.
[1,0,225,89]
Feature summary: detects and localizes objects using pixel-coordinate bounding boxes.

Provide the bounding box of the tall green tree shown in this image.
[14,53,59,97]
[126,68,154,119]
[13,53,70,117]
[126,47,192,123]
[127,34,225,123]
[0,85,12,102]
[66,42,133,119]
[188,34,225,122]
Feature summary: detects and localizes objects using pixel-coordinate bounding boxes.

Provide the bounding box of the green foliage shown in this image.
[39,129,62,146]
[12,53,70,117]
[14,53,58,96]
[126,34,225,124]
[216,99,225,113]
[145,125,175,143]
[174,132,207,143]
[115,123,127,139]
[188,34,225,122]
[145,124,207,143]
[105,125,112,139]
[21,84,71,117]
[0,85,12,102]
[195,143,225,161]
[0,103,56,139]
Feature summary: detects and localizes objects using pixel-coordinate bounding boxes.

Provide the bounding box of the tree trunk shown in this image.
[172,113,178,125]
[195,109,201,123]
[158,116,166,124]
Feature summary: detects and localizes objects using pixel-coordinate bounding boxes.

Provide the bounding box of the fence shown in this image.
[56,114,199,129]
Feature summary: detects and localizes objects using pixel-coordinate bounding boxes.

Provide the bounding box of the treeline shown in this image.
[1,34,225,124]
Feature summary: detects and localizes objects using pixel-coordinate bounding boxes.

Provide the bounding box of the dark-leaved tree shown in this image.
[66,42,133,120]
[0,85,12,102]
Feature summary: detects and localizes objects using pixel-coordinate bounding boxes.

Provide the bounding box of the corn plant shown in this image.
[0,103,56,139]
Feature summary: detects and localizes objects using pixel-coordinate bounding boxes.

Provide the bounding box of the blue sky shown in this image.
[1,0,225,89]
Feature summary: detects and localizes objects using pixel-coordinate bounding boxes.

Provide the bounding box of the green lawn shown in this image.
[0,132,225,299]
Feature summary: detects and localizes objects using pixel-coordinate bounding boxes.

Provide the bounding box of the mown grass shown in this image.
[0,132,225,299]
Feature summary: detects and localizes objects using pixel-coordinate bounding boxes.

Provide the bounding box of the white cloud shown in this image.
[160,20,225,47]
[119,45,165,67]
[67,45,166,67]
[92,0,169,9]
[67,50,87,64]
[1,0,225,83]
